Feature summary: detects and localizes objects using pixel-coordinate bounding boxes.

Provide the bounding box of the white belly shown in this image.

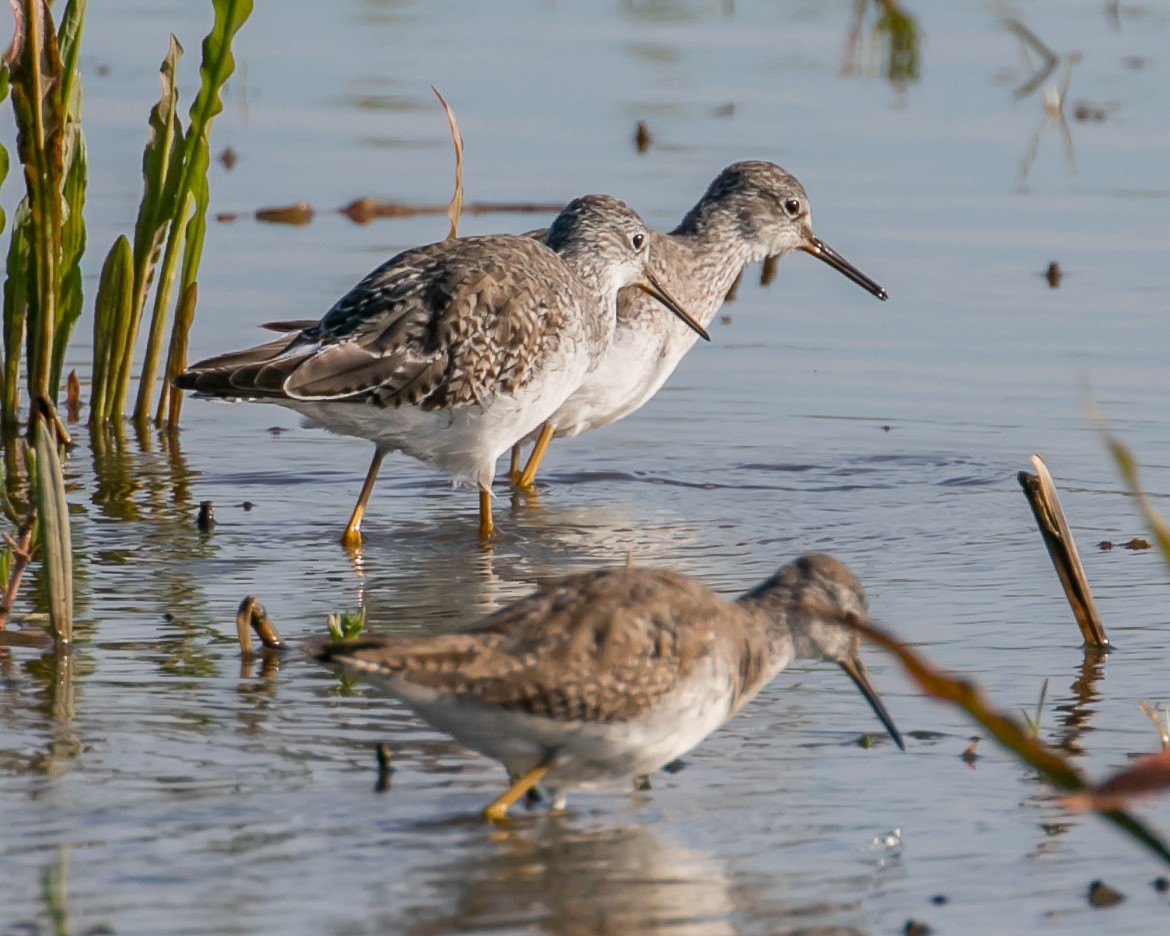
[365,656,739,792]
[281,359,591,489]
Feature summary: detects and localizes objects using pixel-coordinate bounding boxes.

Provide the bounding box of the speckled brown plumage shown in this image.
[175,235,596,412]
[173,195,698,540]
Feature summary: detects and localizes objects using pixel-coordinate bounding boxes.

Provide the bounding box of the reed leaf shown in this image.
[110,35,183,423]
[52,129,86,397]
[161,281,197,426]
[134,0,252,424]
[0,63,9,233]
[89,236,133,423]
[1105,433,1170,570]
[848,615,1170,866]
[52,0,87,397]
[32,419,72,647]
[6,0,66,426]
[2,201,30,423]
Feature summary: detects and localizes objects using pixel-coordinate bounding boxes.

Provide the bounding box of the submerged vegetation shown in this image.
[1,0,252,640]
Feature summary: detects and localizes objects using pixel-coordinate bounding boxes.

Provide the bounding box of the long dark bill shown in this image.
[638,271,711,342]
[800,235,888,301]
[839,654,905,750]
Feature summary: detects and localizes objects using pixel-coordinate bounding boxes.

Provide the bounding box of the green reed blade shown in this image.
[52,129,86,397]
[2,201,31,424]
[0,63,9,234]
[134,0,253,424]
[90,236,133,423]
[52,0,88,398]
[32,420,72,647]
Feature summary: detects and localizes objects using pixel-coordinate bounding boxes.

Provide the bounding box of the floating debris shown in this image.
[1045,261,1063,288]
[634,121,652,154]
[1099,538,1151,551]
[65,370,81,422]
[374,742,394,793]
[1087,879,1125,908]
[255,202,314,226]
[196,500,216,532]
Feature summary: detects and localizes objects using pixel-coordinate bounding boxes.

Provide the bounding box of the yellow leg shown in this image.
[516,422,555,490]
[341,448,386,549]
[483,758,553,822]
[508,445,522,483]
[478,487,495,540]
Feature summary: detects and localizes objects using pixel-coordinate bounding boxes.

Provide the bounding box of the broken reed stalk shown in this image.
[236,596,285,655]
[431,86,464,240]
[1018,452,1109,650]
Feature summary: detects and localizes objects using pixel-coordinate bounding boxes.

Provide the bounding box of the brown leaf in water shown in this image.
[1087,879,1125,908]
[843,614,1170,865]
[255,202,314,225]
[1062,752,1170,813]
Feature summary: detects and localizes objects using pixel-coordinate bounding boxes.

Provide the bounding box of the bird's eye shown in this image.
[631,232,646,250]
[783,198,802,218]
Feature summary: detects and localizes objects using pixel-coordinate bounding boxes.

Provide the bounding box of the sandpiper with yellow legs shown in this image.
[510,161,887,490]
[175,194,705,547]
[311,553,903,821]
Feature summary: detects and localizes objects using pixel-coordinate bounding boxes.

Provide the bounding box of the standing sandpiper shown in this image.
[175,195,705,546]
[511,161,887,488]
[311,553,903,820]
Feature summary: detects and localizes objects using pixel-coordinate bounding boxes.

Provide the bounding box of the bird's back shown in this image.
[312,566,743,724]
[175,234,597,412]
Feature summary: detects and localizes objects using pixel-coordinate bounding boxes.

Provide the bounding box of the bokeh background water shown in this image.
[3,1,1170,933]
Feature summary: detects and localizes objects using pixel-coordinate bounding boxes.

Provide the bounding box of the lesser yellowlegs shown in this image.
[311,553,903,820]
[511,161,887,488]
[175,195,704,545]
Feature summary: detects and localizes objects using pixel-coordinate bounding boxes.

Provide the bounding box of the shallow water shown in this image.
[3,0,1170,933]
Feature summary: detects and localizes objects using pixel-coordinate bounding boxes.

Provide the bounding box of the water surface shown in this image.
[3,1,1170,933]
